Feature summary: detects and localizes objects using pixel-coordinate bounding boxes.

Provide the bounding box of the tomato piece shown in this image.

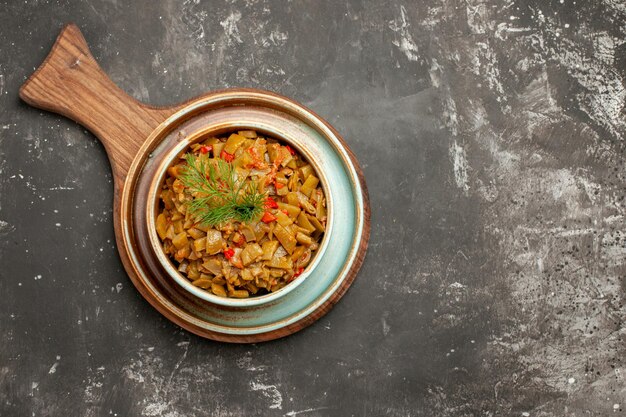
[261,211,277,223]
[221,150,234,162]
[265,197,279,209]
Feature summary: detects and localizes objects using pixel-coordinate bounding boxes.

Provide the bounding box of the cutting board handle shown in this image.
[20,23,177,179]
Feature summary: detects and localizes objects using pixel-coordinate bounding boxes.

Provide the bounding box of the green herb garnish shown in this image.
[180,153,266,226]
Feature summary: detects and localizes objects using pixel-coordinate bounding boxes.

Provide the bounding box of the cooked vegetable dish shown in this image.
[155,130,327,298]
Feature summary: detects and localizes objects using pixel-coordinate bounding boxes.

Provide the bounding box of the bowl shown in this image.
[146,126,333,307]
[121,90,368,342]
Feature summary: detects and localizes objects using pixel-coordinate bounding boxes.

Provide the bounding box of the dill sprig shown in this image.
[180,153,266,226]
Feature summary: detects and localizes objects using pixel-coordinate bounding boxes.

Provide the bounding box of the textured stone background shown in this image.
[1,0,625,416]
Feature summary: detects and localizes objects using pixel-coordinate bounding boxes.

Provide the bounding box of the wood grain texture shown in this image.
[20,24,370,343]
[19,23,178,182]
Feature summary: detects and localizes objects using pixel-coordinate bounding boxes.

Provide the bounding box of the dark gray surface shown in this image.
[1,0,625,416]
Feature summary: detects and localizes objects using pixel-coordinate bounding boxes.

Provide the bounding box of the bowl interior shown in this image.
[146,122,333,307]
